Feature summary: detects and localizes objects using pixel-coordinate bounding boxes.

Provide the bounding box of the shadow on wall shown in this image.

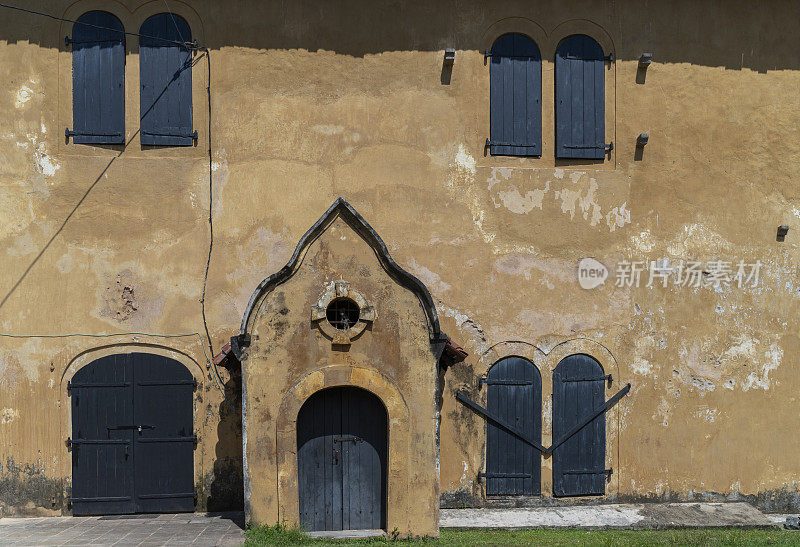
[206,365,244,512]
[0,0,797,72]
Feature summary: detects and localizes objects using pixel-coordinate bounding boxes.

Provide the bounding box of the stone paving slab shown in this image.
[0,512,245,546]
[440,502,778,530]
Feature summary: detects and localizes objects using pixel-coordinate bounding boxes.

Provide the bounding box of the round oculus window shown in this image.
[326,298,360,330]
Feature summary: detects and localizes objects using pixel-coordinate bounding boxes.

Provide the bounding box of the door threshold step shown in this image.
[307,529,386,539]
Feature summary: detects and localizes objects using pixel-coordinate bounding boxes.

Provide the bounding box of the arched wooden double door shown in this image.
[297,387,388,531]
[70,353,195,515]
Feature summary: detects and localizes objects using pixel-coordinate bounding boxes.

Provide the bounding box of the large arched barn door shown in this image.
[485,356,541,496]
[297,387,387,531]
[70,353,195,515]
[553,354,607,496]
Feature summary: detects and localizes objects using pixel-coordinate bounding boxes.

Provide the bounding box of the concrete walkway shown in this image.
[0,503,785,545]
[0,512,245,546]
[441,502,778,530]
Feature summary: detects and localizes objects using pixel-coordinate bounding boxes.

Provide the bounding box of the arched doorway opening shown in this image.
[297,386,388,532]
[70,353,195,515]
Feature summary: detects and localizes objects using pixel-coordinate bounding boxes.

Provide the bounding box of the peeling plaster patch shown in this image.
[496,182,549,214]
[666,223,733,256]
[56,253,72,274]
[486,167,512,190]
[311,124,345,135]
[631,357,653,376]
[459,461,472,489]
[724,379,735,390]
[5,232,36,257]
[654,396,671,427]
[14,85,33,108]
[405,258,451,294]
[493,254,573,283]
[553,168,565,179]
[695,407,720,423]
[742,344,782,391]
[454,144,476,175]
[0,408,19,425]
[438,304,488,355]
[606,202,631,232]
[632,229,655,252]
[25,133,60,177]
[542,397,552,430]
[446,145,496,245]
[691,376,716,394]
[554,178,602,224]
[0,339,45,383]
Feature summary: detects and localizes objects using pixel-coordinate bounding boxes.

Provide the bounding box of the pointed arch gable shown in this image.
[238,198,443,345]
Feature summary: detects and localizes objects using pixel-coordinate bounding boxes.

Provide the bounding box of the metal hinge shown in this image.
[564,468,613,477]
[142,130,198,145]
[65,36,124,46]
[65,128,124,141]
[478,472,533,480]
[563,142,613,152]
[563,374,612,385]
[479,377,536,389]
[485,138,540,151]
[484,50,539,61]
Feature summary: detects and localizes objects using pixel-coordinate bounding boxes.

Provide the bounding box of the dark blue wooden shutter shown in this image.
[69,11,125,145]
[555,35,606,159]
[553,354,607,497]
[140,14,195,146]
[489,33,541,156]
[485,356,541,496]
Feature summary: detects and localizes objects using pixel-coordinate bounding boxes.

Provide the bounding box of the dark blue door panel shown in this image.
[553,354,606,496]
[489,33,542,156]
[485,356,541,496]
[71,353,194,515]
[140,13,194,146]
[298,387,387,531]
[70,11,125,145]
[555,34,606,159]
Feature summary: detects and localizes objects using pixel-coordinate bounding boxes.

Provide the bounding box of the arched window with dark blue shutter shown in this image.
[68,11,125,145]
[488,33,542,157]
[139,13,195,146]
[555,34,608,159]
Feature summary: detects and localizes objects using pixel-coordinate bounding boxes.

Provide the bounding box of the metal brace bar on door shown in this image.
[455,391,547,454]
[456,384,631,455]
[549,383,631,454]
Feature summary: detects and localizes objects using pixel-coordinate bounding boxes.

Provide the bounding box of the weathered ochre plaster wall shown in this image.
[242,218,439,535]
[2,0,800,516]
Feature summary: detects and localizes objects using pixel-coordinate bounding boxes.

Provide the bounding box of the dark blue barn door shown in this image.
[70,353,195,515]
[485,357,541,496]
[297,387,387,531]
[553,354,606,496]
[555,34,606,159]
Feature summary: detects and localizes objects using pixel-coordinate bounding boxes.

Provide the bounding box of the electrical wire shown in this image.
[0,331,210,364]
[0,2,226,391]
[0,2,196,48]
